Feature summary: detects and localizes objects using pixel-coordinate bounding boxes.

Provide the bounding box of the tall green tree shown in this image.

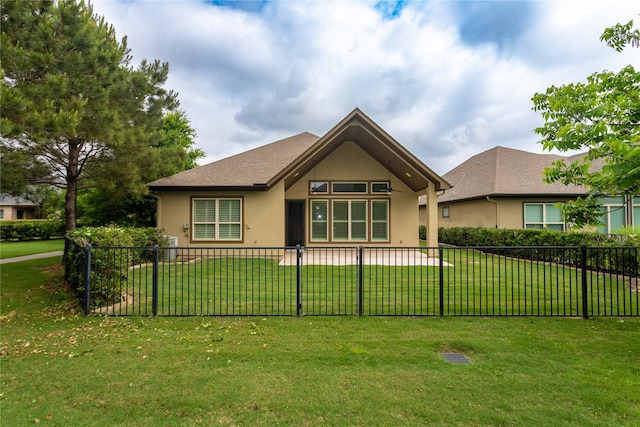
[532,19,640,228]
[1,0,178,231]
[78,111,204,227]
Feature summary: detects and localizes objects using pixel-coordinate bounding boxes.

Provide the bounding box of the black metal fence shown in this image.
[64,241,639,318]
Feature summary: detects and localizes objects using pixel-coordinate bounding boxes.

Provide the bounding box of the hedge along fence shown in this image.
[438,227,640,277]
[64,227,168,307]
[0,219,66,241]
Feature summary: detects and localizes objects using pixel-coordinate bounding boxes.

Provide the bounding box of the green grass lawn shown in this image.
[1,257,639,426]
[88,247,638,317]
[0,239,64,259]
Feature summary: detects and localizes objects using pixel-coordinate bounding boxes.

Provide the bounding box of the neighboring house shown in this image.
[148,108,450,248]
[0,195,38,220]
[432,146,639,233]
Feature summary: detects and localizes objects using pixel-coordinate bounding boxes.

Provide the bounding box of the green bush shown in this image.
[438,227,639,277]
[418,225,427,241]
[0,219,65,241]
[65,227,168,309]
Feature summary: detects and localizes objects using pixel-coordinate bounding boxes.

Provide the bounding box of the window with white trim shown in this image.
[332,200,367,241]
[633,197,640,228]
[192,198,242,241]
[371,200,389,241]
[310,200,328,241]
[332,182,367,193]
[597,196,626,234]
[524,203,565,231]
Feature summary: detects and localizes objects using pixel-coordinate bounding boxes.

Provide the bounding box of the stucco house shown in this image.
[0,195,38,220]
[432,146,639,233]
[148,109,450,248]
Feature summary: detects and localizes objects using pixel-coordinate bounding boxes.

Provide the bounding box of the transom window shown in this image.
[524,203,565,231]
[308,181,391,195]
[332,182,367,193]
[192,198,242,241]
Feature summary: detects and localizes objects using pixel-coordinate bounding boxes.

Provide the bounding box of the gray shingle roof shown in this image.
[148,109,450,192]
[148,132,319,190]
[438,146,592,203]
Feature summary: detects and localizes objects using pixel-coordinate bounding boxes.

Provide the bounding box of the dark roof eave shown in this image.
[148,184,270,192]
[437,192,591,204]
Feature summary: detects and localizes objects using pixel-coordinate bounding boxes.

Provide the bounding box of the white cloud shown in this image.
[91,0,640,174]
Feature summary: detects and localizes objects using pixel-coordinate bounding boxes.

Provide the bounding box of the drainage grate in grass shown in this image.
[443,353,470,364]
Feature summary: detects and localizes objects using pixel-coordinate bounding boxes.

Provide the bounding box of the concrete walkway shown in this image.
[0,251,64,265]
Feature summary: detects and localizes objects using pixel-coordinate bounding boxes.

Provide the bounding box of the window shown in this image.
[17,210,24,220]
[371,200,389,241]
[332,182,367,193]
[371,182,390,193]
[192,198,242,241]
[442,206,450,218]
[598,196,626,234]
[310,181,328,193]
[0,209,3,220]
[633,197,640,228]
[310,200,328,241]
[333,200,367,241]
[524,203,565,231]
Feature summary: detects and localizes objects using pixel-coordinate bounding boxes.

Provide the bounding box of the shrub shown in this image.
[438,227,639,277]
[0,219,65,241]
[418,225,427,241]
[65,227,168,309]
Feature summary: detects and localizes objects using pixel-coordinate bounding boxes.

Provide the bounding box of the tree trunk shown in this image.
[65,178,77,232]
[65,139,81,232]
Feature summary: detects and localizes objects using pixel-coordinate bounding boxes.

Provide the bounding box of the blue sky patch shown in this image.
[452,1,535,49]
[375,0,406,20]
[208,0,268,13]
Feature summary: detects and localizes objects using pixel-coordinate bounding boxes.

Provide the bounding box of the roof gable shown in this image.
[438,146,591,203]
[148,108,450,192]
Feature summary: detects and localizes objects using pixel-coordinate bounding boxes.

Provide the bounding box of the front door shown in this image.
[286,200,305,246]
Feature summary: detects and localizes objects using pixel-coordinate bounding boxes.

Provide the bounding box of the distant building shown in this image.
[426,146,638,233]
[0,195,38,220]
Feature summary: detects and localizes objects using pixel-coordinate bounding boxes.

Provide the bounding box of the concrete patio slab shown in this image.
[278,248,451,266]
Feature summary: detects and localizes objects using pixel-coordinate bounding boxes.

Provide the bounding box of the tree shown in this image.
[532,19,640,228]
[1,0,178,231]
[77,111,204,227]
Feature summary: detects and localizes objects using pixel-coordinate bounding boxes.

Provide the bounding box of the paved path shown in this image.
[0,251,64,265]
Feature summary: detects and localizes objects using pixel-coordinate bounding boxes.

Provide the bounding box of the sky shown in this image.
[90,0,639,175]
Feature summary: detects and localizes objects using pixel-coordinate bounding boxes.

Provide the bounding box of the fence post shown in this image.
[358,246,364,316]
[152,244,159,316]
[581,245,588,319]
[83,244,91,316]
[296,245,302,317]
[438,246,445,317]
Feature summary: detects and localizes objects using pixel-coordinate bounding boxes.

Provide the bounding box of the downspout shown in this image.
[486,196,498,228]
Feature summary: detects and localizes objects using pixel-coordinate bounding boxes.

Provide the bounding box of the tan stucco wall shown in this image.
[0,206,36,220]
[155,141,434,247]
[286,142,421,246]
[156,180,286,247]
[438,199,499,229]
[438,197,579,229]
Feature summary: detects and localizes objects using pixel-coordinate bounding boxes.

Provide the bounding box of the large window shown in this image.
[524,203,565,231]
[333,200,367,241]
[192,198,242,241]
[598,196,627,234]
[634,197,640,228]
[309,199,390,243]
